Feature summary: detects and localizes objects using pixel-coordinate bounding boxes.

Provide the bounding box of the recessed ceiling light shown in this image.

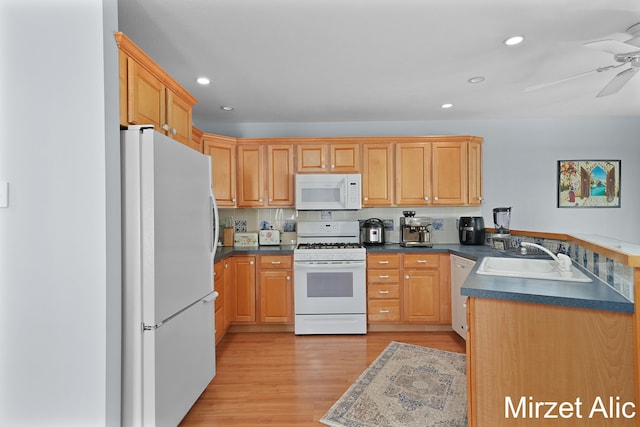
[220,106,234,111]
[468,76,485,84]
[441,103,453,109]
[196,77,210,85]
[504,35,524,46]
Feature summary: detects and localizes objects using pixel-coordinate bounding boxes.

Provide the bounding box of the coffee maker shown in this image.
[400,211,432,247]
[491,207,512,250]
[458,216,485,245]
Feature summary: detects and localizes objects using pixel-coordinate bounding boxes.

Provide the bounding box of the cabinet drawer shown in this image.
[259,255,292,269]
[367,253,400,269]
[367,270,400,284]
[368,299,400,322]
[403,253,440,268]
[368,283,400,299]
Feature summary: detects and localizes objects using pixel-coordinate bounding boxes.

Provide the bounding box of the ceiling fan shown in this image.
[526,22,640,97]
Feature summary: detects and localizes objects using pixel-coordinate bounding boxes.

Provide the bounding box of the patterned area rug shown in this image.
[320,341,467,427]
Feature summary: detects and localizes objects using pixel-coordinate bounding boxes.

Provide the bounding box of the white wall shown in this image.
[0,0,121,425]
[206,117,640,243]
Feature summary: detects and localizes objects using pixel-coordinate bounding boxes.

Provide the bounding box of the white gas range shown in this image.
[293,221,367,335]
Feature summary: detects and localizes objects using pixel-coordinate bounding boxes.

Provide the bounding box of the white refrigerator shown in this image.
[121,126,219,427]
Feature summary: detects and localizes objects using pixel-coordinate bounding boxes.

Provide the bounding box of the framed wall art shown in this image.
[557,160,621,208]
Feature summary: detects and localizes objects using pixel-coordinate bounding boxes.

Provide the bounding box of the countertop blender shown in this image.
[491,207,512,250]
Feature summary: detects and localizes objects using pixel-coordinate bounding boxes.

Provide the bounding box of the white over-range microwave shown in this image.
[295,174,362,210]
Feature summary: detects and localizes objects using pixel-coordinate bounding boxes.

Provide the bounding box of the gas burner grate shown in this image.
[297,242,363,250]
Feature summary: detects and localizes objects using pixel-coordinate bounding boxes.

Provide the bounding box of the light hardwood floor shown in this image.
[180,331,466,426]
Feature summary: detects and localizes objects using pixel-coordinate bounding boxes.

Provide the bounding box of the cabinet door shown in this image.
[232,256,256,322]
[330,143,360,173]
[362,143,394,206]
[258,270,293,323]
[468,139,483,206]
[267,144,294,207]
[203,135,237,207]
[237,145,265,207]
[296,144,327,173]
[403,269,440,322]
[127,58,165,129]
[395,143,431,205]
[432,141,468,205]
[165,88,192,146]
[213,261,225,343]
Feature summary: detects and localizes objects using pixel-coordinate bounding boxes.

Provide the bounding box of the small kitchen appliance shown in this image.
[400,214,432,247]
[458,216,485,245]
[360,218,385,245]
[491,207,512,250]
[293,221,366,335]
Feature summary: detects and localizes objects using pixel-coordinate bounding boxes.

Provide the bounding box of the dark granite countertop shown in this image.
[214,242,634,314]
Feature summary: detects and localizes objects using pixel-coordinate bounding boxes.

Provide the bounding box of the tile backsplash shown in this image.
[219,206,482,244]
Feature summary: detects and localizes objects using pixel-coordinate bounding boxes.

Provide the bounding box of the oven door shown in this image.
[294,260,366,314]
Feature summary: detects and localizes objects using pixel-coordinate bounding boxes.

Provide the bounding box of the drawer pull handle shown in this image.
[378,290,390,294]
[416,259,428,263]
[378,275,390,279]
[271,261,281,264]
[378,260,390,264]
[379,309,390,313]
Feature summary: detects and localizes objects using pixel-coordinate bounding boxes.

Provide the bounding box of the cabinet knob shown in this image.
[259,198,263,202]
[478,196,483,201]
[434,196,439,201]
[364,197,368,201]
[232,198,236,202]
[269,198,273,202]
[424,196,429,201]
[286,276,291,280]
[405,275,410,279]
[331,164,335,168]
[249,260,254,265]
[161,124,170,131]
[321,164,325,169]
[171,128,177,135]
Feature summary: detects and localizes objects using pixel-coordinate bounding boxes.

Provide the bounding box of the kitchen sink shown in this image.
[476,257,592,283]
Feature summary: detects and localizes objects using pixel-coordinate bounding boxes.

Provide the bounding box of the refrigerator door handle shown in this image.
[204,292,218,303]
[210,191,220,254]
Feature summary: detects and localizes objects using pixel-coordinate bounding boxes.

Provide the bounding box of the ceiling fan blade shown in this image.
[524,69,599,92]
[596,67,638,97]
[584,39,640,55]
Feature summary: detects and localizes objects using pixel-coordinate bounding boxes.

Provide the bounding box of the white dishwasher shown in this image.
[450,255,476,339]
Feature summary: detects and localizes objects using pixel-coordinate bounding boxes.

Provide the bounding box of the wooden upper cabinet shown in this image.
[297,144,326,173]
[468,138,483,205]
[202,134,237,207]
[395,142,432,205]
[115,32,196,148]
[237,144,265,207]
[267,144,295,207]
[362,142,394,206]
[296,142,360,173]
[432,140,468,205]
[330,143,360,173]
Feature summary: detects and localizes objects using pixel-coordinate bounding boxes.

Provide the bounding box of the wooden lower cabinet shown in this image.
[258,255,293,323]
[466,297,636,427]
[232,256,256,322]
[367,253,450,325]
[367,254,401,323]
[227,254,293,327]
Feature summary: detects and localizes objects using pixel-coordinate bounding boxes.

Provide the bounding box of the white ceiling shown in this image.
[118,0,640,130]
